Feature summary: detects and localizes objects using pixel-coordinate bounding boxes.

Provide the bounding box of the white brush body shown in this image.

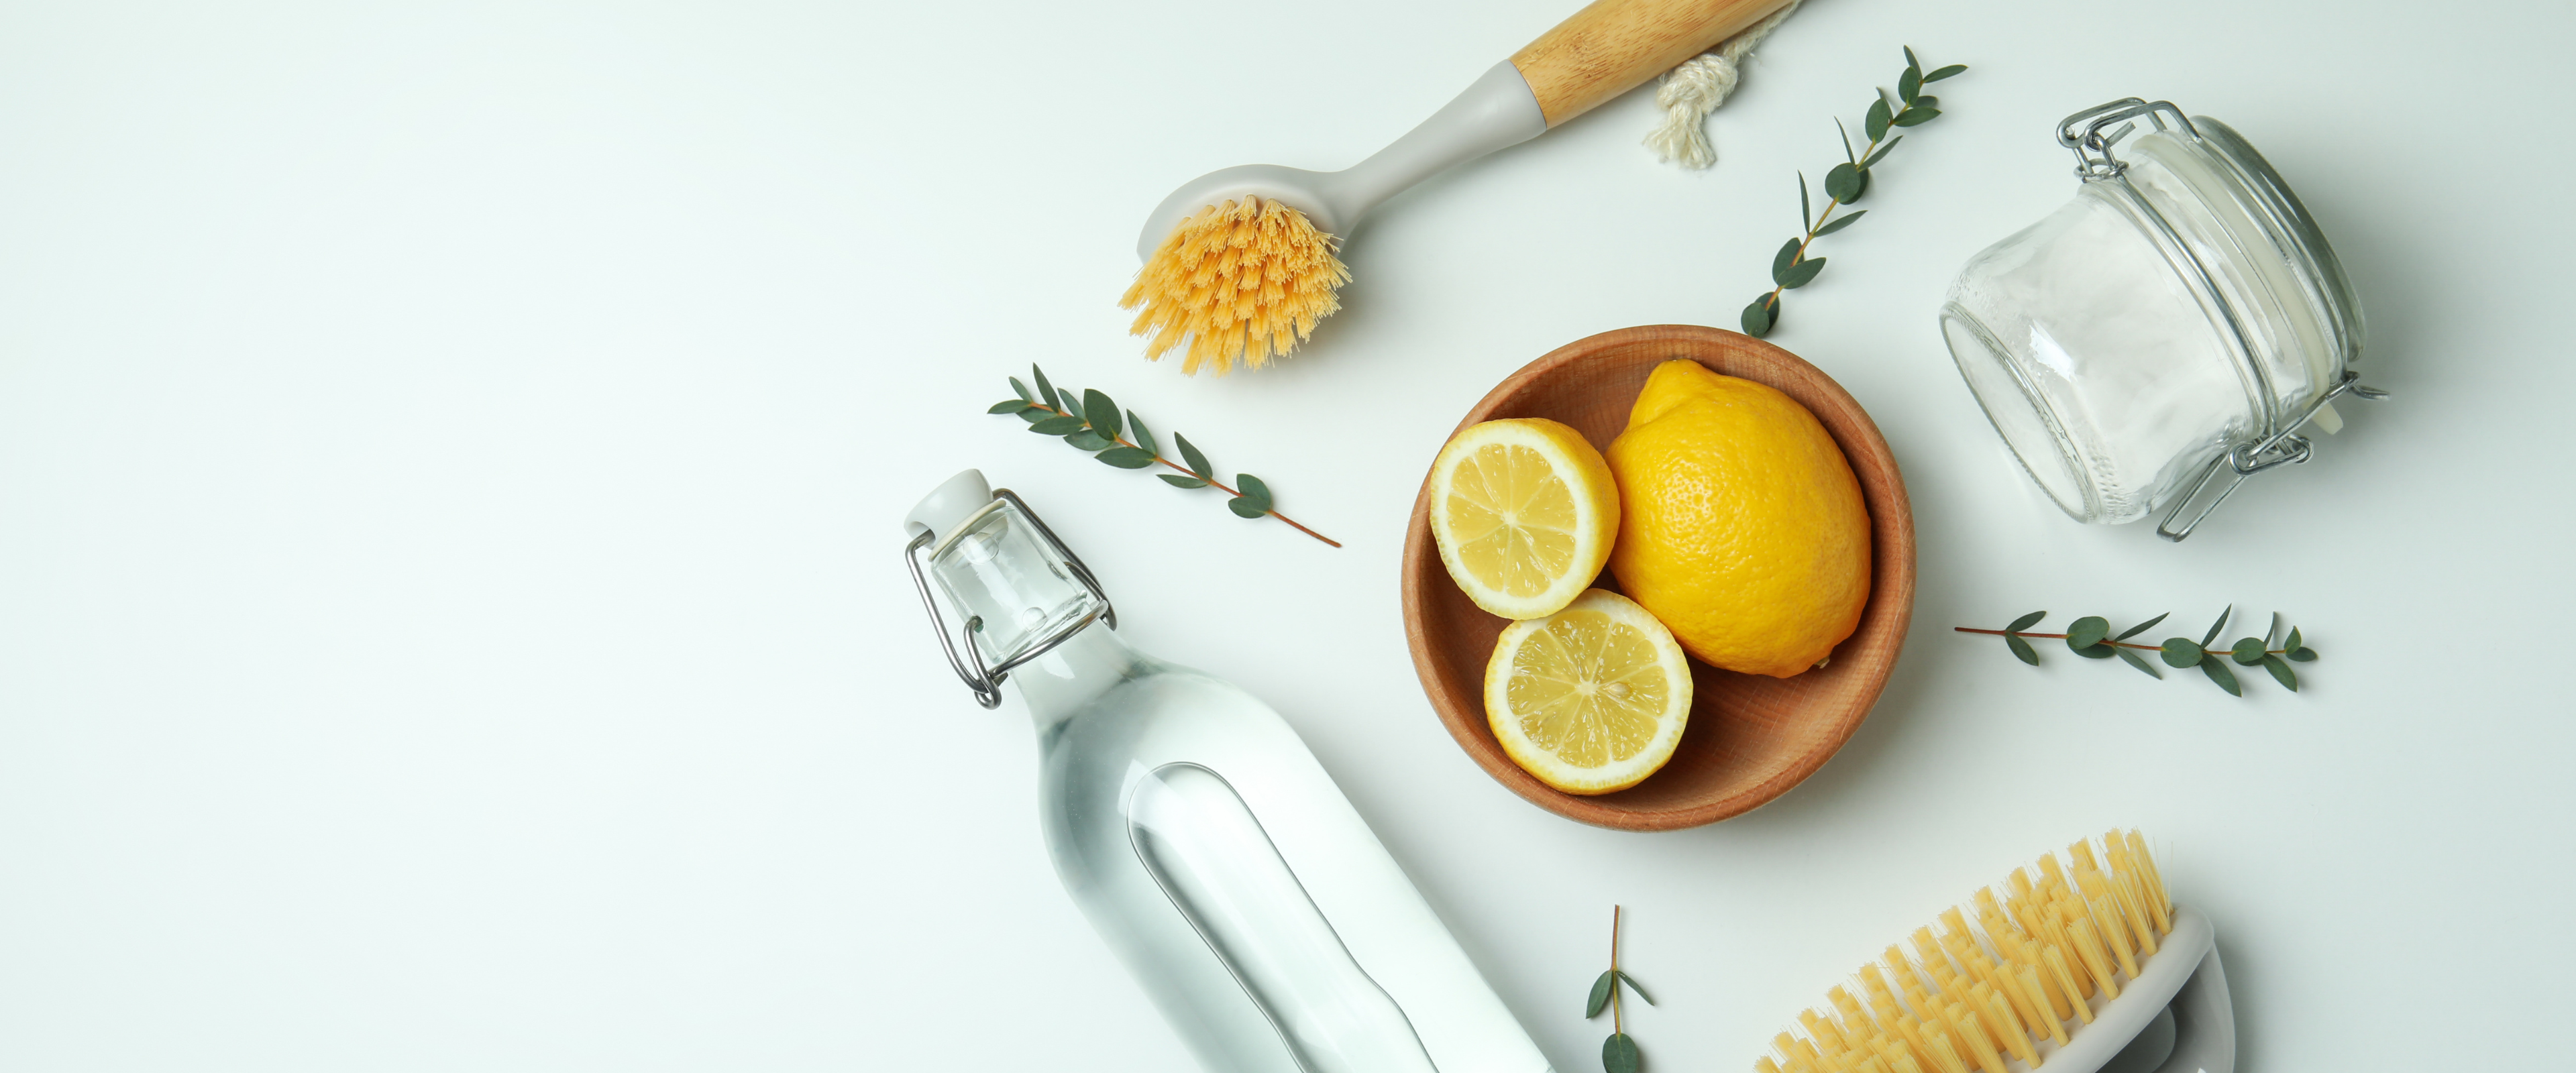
[1135,60,1547,258]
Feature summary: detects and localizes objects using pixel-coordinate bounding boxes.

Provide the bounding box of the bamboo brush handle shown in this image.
[1509,0,1799,127]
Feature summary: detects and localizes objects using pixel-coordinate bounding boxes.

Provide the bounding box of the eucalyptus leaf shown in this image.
[1835,120,1856,166]
[1063,430,1114,451]
[2115,612,2171,641]
[1126,411,1158,457]
[2066,616,2110,649]
[2289,647,2318,663]
[1741,294,1776,337]
[1083,389,1122,439]
[1056,388,1084,422]
[2262,654,2298,691]
[2006,633,2039,666]
[1177,433,1212,479]
[2115,646,2163,679]
[1813,210,1866,237]
[1800,171,1814,229]
[1910,95,1939,111]
[1860,135,1902,169]
[1028,416,1085,436]
[1227,496,1269,519]
[988,400,1032,414]
[2285,627,2302,652]
[2072,641,2116,659]
[2006,610,2047,633]
[1615,970,1655,1005]
[1866,97,1893,141]
[1892,106,1940,127]
[1095,446,1154,469]
[1017,408,1049,424]
[2200,657,2241,696]
[1904,45,1921,70]
[1778,256,1827,289]
[1159,474,1210,489]
[2202,606,2231,646]
[1235,473,1273,512]
[2267,612,2286,648]
[1587,970,1615,1018]
[1825,162,1866,203]
[2161,638,2203,667]
[1603,1033,1642,1073]
[1008,377,1034,402]
[1030,365,1057,412]
[2229,638,2266,665]
[1899,66,1923,103]
[1773,237,1805,281]
[1924,64,1968,82]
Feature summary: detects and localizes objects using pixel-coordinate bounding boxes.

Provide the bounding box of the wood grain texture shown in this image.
[1401,325,1915,831]
[1509,0,1798,127]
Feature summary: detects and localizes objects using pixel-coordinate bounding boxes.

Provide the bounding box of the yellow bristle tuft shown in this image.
[2068,914,2123,1000]
[1922,1028,1970,1073]
[1752,833,2184,1072]
[2043,944,2094,1022]
[2021,963,2071,1045]
[1945,1002,2004,1073]
[1120,197,1350,376]
[2090,894,2140,979]
[2067,840,2099,872]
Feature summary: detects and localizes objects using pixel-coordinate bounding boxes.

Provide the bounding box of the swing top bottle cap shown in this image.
[905,469,993,545]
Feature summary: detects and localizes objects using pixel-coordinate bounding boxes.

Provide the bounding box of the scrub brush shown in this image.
[1120,0,1799,375]
[1756,831,2235,1073]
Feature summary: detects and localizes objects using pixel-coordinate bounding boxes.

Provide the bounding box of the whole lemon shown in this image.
[1605,359,1870,677]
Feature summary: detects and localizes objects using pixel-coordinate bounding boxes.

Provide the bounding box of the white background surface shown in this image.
[2,0,2569,1069]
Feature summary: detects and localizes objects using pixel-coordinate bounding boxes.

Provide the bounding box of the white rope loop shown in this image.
[1644,0,1802,170]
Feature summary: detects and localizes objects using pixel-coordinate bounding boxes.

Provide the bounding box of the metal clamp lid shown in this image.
[2155,372,2392,541]
[2059,98,2198,179]
[903,488,1115,709]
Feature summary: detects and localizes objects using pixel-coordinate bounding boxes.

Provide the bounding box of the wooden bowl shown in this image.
[1401,325,1915,831]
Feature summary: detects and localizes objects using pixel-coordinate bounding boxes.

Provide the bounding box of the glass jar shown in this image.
[1940,99,2386,540]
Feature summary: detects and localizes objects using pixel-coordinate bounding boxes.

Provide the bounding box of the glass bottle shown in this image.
[904,471,1554,1073]
[1939,99,2387,540]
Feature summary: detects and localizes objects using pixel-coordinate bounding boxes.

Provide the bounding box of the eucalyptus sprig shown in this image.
[1740,47,1966,338]
[1957,606,2320,697]
[987,364,1341,547]
[1585,905,1653,1073]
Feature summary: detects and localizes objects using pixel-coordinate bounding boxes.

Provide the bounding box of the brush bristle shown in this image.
[1758,831,2175,1073]
[1118,196,1350,376]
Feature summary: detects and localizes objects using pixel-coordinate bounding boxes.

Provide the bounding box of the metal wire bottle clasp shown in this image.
[2059,97,2391,541]
[904,489,1116,709]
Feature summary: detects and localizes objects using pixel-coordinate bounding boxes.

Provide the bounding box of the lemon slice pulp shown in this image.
[1428,418,1619,621]
[1483,589,1693,795]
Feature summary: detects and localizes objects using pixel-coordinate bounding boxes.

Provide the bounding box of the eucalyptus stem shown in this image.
[1962,607,2320,697]
[988,363,1340,547]
[1018,399,1340,547]
[1585,905,1651,1073]
[1739,47,1966,338]
[1610,905,1624,1035]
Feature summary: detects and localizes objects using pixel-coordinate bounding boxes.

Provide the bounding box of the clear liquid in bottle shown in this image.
[905,471,1551,1073]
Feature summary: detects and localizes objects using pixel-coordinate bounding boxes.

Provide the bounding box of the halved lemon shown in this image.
[1427,418,1619,620]
[1484,589,1693,795]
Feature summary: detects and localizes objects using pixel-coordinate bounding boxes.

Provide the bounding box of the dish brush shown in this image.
[1120,0,1799,375]
[1756,831,2234,1073]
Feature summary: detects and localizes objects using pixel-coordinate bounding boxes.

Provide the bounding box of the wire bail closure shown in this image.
[2057,97,2197,179]
[2155,372,2390,542]
[2055,98,2389,542]
[904,488,1116,709]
